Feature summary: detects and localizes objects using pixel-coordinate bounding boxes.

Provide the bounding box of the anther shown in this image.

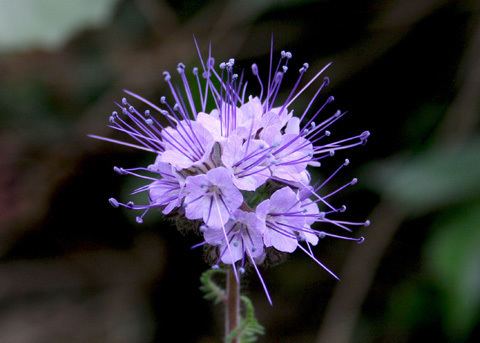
[318,231,326,239]
[160,96,166,104]
[339,205,347,212]
[144,110,150,116]
[128,106,135,113]
[192,67,198,75]
[173,103,180,111]
[136,216,143,224]
[121,98,128,105]
[219,62,226,70]
[251,63,258,75]
[350,178,358,185]
[344,159,350,166]
[285,51,292,59]
[207,56,215,68]
[325,130,331,136]
[126,201,134,208]
[239,267,246,274]
[323,77,330,86]
[364,220,371,227]
[113,166,126,174]
[145,118,153,126]
[282,66,288,73]
[361,131,371,141]
[163,71,171,81]
[356,237,365,244]
[232,73,238,80]
[281,50,286,58]
[327,95,335,103]
[108,198,119,208]
[212,264,220,270]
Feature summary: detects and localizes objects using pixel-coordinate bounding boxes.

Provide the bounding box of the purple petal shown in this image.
[269,187,299,212]
[264,228,297,253]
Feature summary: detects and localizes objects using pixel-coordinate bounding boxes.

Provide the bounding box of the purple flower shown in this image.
[184,167,243,228]
[148,158,185,215]
[256,187,304,253]
[92,39,370,304]
[203,209,265,264]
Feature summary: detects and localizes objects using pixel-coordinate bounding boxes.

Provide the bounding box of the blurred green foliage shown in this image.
[426,202,480,339]
[0,0,118,52]
[363,137,480,215]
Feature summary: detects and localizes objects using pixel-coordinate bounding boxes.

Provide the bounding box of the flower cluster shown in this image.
[92,41,370,303]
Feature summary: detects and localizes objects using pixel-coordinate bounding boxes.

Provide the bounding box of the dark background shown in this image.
[1,0,479,342]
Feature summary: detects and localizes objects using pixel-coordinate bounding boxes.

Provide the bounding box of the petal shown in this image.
[239,96,263,123]
[206,166,233,185]
[148,154,167,172]
[260,125,282,146]
[203,224,230,245]
[207,167,243,212]
[185,174,209,194]
[256,199,270,220]
[160,150,196,170]
[269,187,299,212]
[190,120,215,147]
[205,195,230,228]
[163,200,179,215]
[196,112,222,141]
[264,228,297,253]
[302,199,319,225]
[221,135,244,168]
[233,175,257,191]
[244,229,264,258]
[285,117,300,134]
[185,194,209,220]
[301,229,319,246]
[220,235,244,264]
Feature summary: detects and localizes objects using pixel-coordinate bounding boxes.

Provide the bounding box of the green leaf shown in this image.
[424,202,480,339]
[0,0,118,53]
[362,137,480,215]
[226,296,265,343]
[199,268,226,304]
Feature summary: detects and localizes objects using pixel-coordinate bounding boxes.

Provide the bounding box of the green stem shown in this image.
[225,268,240,343]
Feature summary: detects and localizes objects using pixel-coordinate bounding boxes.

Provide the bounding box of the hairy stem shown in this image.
[225,267,240,343]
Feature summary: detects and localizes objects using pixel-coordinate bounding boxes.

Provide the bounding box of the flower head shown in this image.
[92,39,370,304]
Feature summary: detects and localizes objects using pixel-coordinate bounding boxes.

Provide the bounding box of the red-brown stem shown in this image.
[225,267,240,343]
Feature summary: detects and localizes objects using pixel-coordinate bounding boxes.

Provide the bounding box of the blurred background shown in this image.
[0,0,479,342]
